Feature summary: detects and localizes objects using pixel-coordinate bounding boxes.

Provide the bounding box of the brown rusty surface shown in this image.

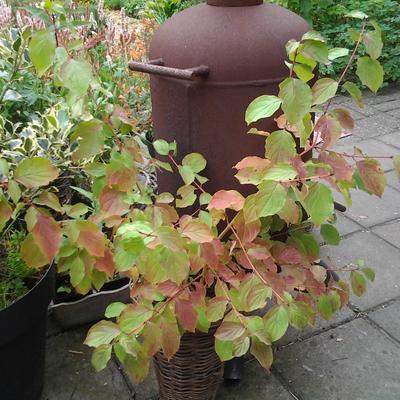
[207,0,263,6]
[145,3,309,199]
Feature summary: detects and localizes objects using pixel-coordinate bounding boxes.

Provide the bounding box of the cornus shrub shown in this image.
[1,7,398,382]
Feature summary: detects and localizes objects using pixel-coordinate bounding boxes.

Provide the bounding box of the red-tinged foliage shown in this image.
[99,187,129,217]
[208,190,245,212]
[356,159,387,197]
[175,298,198,332]
[76,221,106,258]
[31,211,61,263]
[95,248,117,277]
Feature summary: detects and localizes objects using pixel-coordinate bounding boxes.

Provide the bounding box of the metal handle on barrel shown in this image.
[129,58,210,81]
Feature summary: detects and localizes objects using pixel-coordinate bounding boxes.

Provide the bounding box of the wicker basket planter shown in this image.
[154,325,223,400]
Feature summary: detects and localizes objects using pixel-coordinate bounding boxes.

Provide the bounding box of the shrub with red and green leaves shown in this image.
[0,4,399,382]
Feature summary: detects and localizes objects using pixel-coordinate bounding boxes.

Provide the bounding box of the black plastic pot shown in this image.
[0,266,55,400]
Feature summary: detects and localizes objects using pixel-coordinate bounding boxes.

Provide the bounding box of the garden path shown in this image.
[42,84,400,400]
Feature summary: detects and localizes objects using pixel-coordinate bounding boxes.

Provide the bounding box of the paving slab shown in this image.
[336,185,400,228]
[351,114,399,139]
[385,170,400,191]
[332,138,397,171]
[373,99,400,112]
[372,219,400,249]
[368,300,400,341]
[362,84,400,105]
[217,360,294,400]
[274,318,400,400]
[321,231,400,311]
[279,307,355,346]
[43,328,134,400]
[376,132,400,150]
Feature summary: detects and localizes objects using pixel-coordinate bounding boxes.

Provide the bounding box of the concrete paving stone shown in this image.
[376,132,400,150]
[368,299,400,341]
[332,138,396,171]
[373,99,400,112]
[321,231,400,311]
[385,170,400,191]
[388,109,400,120]
[362,84,400,105]
[279,307,355,347]
[372,219,400,249]
[336,185,400,228]
[43,328,134,400]
[351,114,399,139]
[274,318,400,400]
[131,364,158,400]
[313,212,361,245]
[217,359,294,400]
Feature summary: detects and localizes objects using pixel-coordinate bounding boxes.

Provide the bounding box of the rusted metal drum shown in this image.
[130,0,309,196]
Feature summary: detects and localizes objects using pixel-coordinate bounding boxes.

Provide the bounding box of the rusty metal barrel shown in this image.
[130,0,309,196]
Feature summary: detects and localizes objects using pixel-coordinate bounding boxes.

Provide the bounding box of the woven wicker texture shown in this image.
[154,326,223,400]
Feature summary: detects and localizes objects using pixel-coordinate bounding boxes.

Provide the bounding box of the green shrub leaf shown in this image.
[245,95,282,125]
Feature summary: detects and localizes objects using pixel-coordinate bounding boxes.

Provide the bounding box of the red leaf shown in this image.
[32,212,61,262]
[160,315,181,360]
[272,244,303,265]
[158,281,180,297]
[201,240,224,268]
[331,108,355,131]
[76,221,106,257]
[319,152,353,182]
[234,156,271,171]
[315,115,342,149]
[180,220,214,243]
[175,299,198,332]
[356,159,387,197]
[99,187,129,217]
[95,248,116,277]
[106,166,137,192]
[208,190,245,212]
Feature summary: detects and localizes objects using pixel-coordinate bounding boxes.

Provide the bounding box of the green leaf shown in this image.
[250,338,273,370]
[356,56,384,94]
[345,10,368,19]
[265,130,296,163]
[0,159,9,178]
[29,30,56,76]
[60,59,92,96]
[288,301,315,330]
[279,78,312,124]
[182,153,207,173]
[351,271,367,297]
[215,339,234,362]
[343,81,364,109]
[85,320,121,348]
[263,164,297,181]
[264,305,289,342]
[206,297,228,322]
[300,183,334,226]
[245,95,282,125]
[312,78,338,105]
[8,180,21,204]
[317,291,341,320]
[328,48,349,61]
[71,119,106,162]
[15,157,59,188]
[362,267,375,282]
[91,344,112,372]
[301,40,330,64]
[180,220,214,243]
[0,196,12,231]
[363,29,383,60]
[244,182,286,222]
[105,302,127,318]
[178,165,195,185]
[320,224,341,245]
[119,304,153,334]
[293,63,314,82]
[69,254,85,287]
[153,139,170,156]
